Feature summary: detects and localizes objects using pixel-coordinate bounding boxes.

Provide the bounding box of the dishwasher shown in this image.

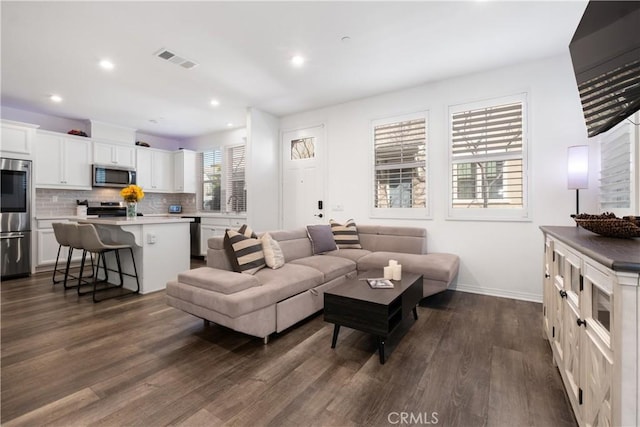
[181,216,201,257]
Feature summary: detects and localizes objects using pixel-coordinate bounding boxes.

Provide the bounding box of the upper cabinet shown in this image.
[35,131,92,190]
[1,120,39,159]
[136,147,173,193]
[174,149,197,193]
[93,140,136,168]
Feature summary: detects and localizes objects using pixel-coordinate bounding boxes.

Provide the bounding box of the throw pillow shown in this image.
[330,219,362,249]
[261,232,285,269]
[224,229,265,275]
[306,224,338,254]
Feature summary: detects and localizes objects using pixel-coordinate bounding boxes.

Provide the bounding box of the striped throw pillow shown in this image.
[224,228,265,275]
[330,219,362,249]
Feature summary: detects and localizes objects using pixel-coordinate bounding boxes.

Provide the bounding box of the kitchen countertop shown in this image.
[78,217,193,226]
[540,226,640,272]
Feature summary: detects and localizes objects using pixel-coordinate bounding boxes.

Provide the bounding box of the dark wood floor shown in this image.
[1,266,577,427]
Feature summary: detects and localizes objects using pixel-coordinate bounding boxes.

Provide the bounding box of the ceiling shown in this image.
[0,1,588,140]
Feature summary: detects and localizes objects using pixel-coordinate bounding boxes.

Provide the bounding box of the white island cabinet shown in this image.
[78,217,192,294]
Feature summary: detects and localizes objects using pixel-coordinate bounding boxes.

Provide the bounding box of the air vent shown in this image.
[154,48,199,70]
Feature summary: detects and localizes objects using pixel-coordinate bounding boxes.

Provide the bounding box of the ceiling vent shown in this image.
[154,48,198,70]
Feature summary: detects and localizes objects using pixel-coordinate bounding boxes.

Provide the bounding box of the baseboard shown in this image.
[449,282,542,303]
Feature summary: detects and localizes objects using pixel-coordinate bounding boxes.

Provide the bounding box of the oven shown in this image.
[1,158,31,279]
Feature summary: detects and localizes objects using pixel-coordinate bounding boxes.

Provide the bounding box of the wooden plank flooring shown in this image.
[1,267,577,426]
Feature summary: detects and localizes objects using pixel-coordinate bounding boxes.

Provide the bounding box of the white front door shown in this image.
[282,125,325,229]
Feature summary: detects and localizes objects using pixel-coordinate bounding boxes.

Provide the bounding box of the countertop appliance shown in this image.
[84,201,143,217]
[92,164,136,188]
[1,158,32,279]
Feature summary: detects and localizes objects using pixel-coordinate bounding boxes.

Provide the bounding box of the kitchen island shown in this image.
[78,217,193,294]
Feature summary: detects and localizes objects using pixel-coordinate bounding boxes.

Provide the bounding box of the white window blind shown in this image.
[226,144,246,213]
[200,144,246,213]
[373,114,427,212]
[449,95,528,219]
[599,121,634,212]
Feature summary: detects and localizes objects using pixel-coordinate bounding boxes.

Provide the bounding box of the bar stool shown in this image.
[52,223,95,289]
[77,223,140,303]
[51,222,70,285]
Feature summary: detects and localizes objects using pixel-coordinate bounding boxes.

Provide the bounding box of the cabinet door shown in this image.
[562,299,582,413]
[35,133,64,186]
[151,150,174,192]
[63,138,92,188]
[174,150,196,193]
[1,122,35,157]
[136,148,152,190]
[93,142,114,165]
[543,237,554,340]
[582,328,613,427]
[113,144,136,168]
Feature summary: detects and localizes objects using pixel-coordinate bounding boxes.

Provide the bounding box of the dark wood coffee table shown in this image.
[324,271,423,364]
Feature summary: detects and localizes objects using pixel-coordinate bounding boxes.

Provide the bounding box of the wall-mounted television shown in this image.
[569,1,640,138]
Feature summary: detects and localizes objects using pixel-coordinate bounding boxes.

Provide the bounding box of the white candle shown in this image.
[384,266,394,280]
[388,259,398,267]
[392,264,402,280]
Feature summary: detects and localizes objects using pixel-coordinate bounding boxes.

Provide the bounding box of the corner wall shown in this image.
[279,53,596,302]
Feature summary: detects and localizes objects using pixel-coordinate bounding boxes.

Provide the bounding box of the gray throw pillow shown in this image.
[306,224,338,254]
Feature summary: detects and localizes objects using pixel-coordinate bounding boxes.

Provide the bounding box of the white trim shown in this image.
[450,282,542,303]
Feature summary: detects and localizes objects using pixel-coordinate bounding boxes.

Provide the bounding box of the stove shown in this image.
[83,201,142,217]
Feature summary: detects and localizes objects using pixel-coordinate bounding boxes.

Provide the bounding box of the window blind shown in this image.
[450,101,524,209]
[599,121,633,210]
[201,149,222,211]
[373,118,426,209]
[226,144,246,213]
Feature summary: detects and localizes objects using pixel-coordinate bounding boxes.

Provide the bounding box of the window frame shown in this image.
[370,110,430,220]
[447,93,530,221]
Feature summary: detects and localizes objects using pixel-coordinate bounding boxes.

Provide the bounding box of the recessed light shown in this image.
[210,99,220,107]
[291,55,305,67]
[227,123,233,127]
[49,94,62,103]
[99,59,114,70]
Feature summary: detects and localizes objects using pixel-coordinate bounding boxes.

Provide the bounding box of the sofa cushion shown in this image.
[330,219,362,249]
[306,224,337,254]
[178,267,260,294]
[261,232,285,269]
[325,248,372,263]
[358,251,459,284]
[269,228,313,262]
[290,255,356,282]
[224,229,266,275]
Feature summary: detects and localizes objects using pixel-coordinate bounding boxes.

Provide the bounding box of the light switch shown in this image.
[147,234,156,244]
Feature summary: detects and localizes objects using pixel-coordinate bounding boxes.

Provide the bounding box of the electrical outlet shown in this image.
[147,234,157,244]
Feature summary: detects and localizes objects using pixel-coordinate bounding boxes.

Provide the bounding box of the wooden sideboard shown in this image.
[540,226,639,427]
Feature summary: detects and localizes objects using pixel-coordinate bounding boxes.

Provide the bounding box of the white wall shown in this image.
[246,108,280,232]
[182,127,247,152]
[279,53,597,302]
[1,106,88,134]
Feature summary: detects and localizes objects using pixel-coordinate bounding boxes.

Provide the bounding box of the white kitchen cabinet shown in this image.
[199,216,246,257]
[35,131,92,189]
[136,147,173,193]
[93,140,136,168]
[36,219,83,270]
[1,120,38,159]
[541,226,639,427]
[174,149,196,193]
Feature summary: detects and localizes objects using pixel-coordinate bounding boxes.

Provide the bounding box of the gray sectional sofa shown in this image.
[166,224,459,343]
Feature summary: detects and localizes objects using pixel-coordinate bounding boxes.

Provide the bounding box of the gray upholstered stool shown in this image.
[77,223,140,303]
[51,222,71,285]
[52,223,95,289]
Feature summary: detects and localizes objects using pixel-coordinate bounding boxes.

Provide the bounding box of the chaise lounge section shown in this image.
[166,224,459,342]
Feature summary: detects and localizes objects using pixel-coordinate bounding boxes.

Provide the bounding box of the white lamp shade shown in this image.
[567,145,589,189]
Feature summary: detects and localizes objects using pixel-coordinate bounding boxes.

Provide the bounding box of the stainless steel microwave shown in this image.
[92,164,137,188]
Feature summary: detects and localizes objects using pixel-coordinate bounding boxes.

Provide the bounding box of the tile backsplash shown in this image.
[36,188,196,216]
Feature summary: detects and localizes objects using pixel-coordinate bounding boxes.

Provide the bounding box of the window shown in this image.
[200,144,246,213]
[449,94,528,220]
[372,112,428,217]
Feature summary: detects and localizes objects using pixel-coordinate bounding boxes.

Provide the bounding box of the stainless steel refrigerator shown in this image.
[1,158,31,279]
